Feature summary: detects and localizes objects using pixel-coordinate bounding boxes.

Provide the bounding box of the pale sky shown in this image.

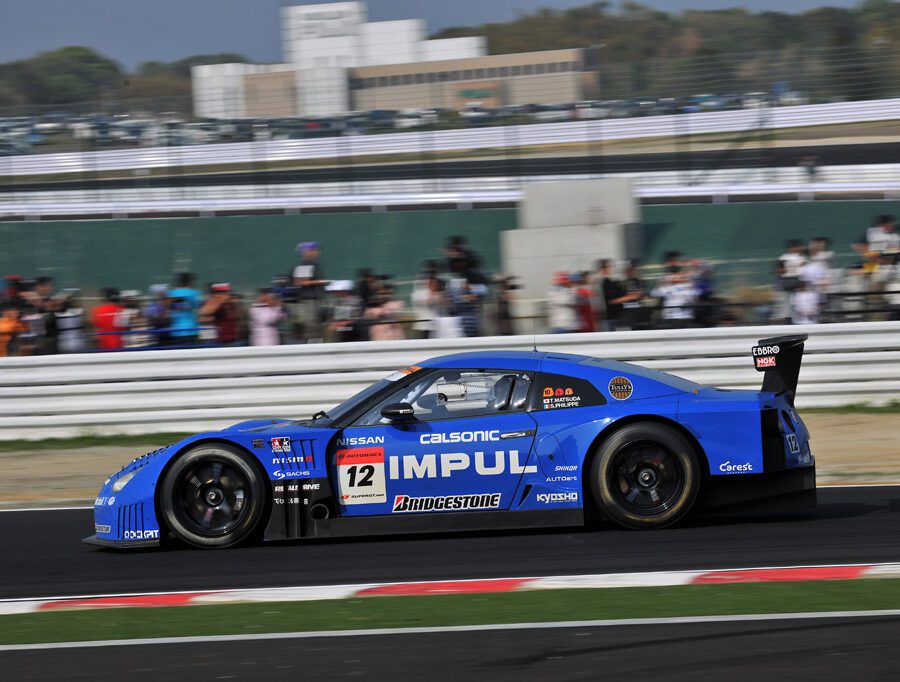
[1,0,861,70]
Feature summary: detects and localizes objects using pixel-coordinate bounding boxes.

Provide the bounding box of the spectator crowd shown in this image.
[771,215,899,325]
[1,218,897,357]
[546,215,898,333]
[546,252,722,334]
[0,236,500,356]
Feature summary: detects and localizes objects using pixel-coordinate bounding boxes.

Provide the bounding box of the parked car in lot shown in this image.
[742,92,773,109]
[394,109,439,129]
[1,87,828,156]
[0,138,31,156]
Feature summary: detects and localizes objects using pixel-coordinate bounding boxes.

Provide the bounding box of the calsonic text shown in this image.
[419,430,501,445]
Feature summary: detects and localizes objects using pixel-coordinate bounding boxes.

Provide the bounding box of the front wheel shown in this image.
[589,422,700,530]
[160,444,267,549]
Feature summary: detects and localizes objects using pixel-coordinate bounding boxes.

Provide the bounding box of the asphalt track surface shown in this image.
[2,616,898,681]
[3,141,896,193]
[1,486,899,600]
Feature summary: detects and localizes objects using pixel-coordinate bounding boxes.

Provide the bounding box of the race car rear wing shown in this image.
[751,334,808,405]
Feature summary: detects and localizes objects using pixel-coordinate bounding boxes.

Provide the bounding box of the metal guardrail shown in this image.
[2,98,899,178]
[0,321,897,440]
[3,166,899,217]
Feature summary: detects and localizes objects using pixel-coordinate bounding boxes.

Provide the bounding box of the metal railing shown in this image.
[2,98,898,180]
[0,321,897,440]
[3,164,899,217]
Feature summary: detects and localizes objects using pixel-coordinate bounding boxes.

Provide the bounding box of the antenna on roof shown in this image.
[532,316,538,353]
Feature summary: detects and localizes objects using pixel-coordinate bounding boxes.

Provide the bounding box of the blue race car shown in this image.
[86,335,815,549]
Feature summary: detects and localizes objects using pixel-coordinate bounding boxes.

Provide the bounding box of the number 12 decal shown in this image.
[337,448,386,505]
[347,465,375,487]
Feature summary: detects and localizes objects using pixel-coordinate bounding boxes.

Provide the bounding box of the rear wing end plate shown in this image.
[751,334,808,405]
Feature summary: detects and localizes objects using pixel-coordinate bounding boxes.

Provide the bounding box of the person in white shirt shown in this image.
[250,289,285,346]
[855,215,899,257]
[547,272,577,333]
[800,257,829,292]
[791,281,820,325]
[777,240,807,293]
[652,269,699,327]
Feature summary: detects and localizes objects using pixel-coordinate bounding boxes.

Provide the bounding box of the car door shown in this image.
[334,369,537,517]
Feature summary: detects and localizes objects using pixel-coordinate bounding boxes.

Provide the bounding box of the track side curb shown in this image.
[2,562,898,615]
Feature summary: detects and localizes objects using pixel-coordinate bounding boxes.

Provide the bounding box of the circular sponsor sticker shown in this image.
[608,376,633,400]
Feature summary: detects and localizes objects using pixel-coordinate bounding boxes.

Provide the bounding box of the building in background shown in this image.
[193,1,485,118]
[191,1,595,119]
[192,63,298,119]
[350,48,592,112]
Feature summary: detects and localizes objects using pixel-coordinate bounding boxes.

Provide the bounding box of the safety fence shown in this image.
[2,98,898,179]
[0,321,897,440]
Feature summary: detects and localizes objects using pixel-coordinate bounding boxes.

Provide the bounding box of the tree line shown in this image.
[434,0,897,60]
[435,0,900,101]
[1,0,898,110]
[0,48,249,109]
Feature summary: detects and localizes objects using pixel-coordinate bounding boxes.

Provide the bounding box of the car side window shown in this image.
[353,370,532,425]
[529,373,607,411]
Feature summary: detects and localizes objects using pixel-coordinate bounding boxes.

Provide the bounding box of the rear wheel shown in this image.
[160,444,267,549]
[589,422,700,529]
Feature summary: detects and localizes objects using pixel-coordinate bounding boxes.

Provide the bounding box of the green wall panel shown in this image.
[0,209,517,294]
[1,200,896,296]
[641,200,900,289]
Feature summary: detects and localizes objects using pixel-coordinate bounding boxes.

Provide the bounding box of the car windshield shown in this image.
[302,378,393,427]
[306,365,427,426]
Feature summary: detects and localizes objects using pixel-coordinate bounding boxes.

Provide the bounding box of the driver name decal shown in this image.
[542,386,582,409]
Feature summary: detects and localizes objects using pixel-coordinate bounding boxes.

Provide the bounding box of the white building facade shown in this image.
[191,63,298,120]
[193,1,486,118]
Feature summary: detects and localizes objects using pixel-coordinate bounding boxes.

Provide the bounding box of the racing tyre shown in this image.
[160,444,267,549]
[589,422,699,530]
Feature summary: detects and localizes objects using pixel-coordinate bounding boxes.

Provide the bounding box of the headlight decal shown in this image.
[111,467,141,492]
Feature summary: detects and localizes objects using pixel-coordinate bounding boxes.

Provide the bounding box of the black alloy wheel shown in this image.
[160,444,267,548]
[608,443,685,516]
[590,422,699,529]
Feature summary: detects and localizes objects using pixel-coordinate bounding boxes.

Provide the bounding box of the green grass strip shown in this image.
[0,433,192,453]
[2,579,900,645]
[804,401,900,415]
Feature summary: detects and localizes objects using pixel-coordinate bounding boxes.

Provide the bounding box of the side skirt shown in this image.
[269,508,584,541]
[81,534,161,550]
[698,465,817,512]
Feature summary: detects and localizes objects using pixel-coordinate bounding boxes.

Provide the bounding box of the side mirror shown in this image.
[381,402,415,421]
